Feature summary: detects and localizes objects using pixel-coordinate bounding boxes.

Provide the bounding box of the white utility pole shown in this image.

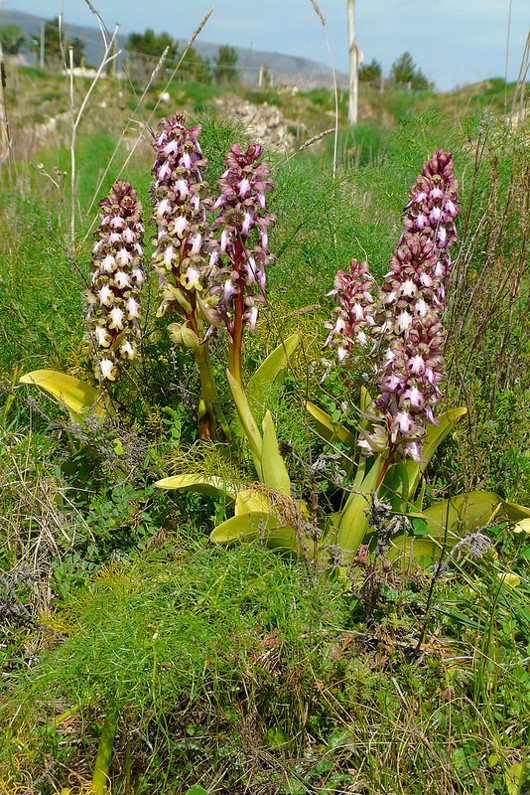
[347,0,361,125]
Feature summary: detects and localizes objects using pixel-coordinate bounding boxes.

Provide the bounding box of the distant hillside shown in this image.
[0,10,348,90]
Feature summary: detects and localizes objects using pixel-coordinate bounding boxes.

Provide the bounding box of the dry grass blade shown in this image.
[309,0,326,27]
[297,127,335,153]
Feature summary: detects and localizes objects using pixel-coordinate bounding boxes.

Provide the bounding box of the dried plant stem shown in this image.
[68,25,120,243]
[83,9,213,247]
[308,0,339,178]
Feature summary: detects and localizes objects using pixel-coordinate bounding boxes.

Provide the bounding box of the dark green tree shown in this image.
[390,51,432,90]
[178,46,211,83]
[213,45,239,84]
[70,36,86,67]
[43,16,66,64]
[358,57,382,83]
[125,29,178,62]
[40,19,85,67]
[0,24,27,55]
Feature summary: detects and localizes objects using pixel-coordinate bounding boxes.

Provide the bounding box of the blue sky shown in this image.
[5,0,530,91]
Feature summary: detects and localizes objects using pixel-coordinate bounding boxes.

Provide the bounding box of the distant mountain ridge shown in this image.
[0,9,347,89]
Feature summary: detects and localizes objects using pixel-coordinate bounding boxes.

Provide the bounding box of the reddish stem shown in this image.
[228,240,245,387]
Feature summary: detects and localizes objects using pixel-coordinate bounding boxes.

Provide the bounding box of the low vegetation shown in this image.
[0,47,529,795]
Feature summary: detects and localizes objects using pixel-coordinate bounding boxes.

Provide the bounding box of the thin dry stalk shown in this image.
[67,24,120,243]
[307,0,339,178]
[82,8,214,248]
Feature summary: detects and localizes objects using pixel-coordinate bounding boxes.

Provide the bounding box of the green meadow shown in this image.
[0,61,529,795]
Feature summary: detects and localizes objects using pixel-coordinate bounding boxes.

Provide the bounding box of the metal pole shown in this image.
[40,21,45,68]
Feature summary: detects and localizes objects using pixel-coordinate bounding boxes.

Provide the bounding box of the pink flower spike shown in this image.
[238,177,251,197]
[87,180,145,381]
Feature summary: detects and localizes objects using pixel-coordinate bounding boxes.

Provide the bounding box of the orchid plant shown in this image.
[19,180,145,421]
[157,149,530,570]
[19,115,298,457]
[18,119,530,573]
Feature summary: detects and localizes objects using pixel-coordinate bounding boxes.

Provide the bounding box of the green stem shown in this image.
[92,703,119,795]
[194,340,231,441]
[187,301,231,442]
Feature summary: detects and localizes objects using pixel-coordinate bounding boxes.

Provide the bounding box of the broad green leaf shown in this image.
[407,491,505,539]
[210,511,299,552]
[497,572,521,589]
[227,370,263,479]
[92,704,119,795]
[381,407,467,510]
[388,533,448,566]
[246,332,300,402]
[405,407,467,499]
[261,410,291,496]
[379,461,410,512]
[514,517,530,534]
[337,456,383,559]
[350,456,367,493]
[19,369,103,421]
[305,401,356,447]
[211,510,276,543]
[265,525,301,552]
[154,473,236,499]
[359,385,373,421]
[502,500,530,522]
[234,488,271,515]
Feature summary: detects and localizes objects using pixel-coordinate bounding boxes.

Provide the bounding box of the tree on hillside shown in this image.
[0,24,27,55]
[42,16,66,64]
[390,51,431,90]
[38,17,85,67]
[359,57,382,83]
[213,45,238,85]
[178,46,211,84]
[125,29,178,63]
[69,36,86,67]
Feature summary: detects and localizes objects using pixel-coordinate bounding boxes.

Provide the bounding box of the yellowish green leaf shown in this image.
[388,533,447,566]
[502,500,530,522]
[234,488,270,516]
[514,517,530,535]
[210,511,300,553]
[408,407,467,493]
[505,762,525,795]
[337,457,383,559]
[19,369,103,421]
[497,572,521,589]
[246,332,300,401]
[305,401,356,447]
[261,410,291,496]
[407,491,505,540]
[227,370,263,479]
[154,473,236,499]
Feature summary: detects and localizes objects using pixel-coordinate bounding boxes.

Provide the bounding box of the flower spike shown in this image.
[86,181,145,382]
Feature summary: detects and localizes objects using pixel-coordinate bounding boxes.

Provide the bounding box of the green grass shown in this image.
[1,67,530,794]
[2,541,529,793]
